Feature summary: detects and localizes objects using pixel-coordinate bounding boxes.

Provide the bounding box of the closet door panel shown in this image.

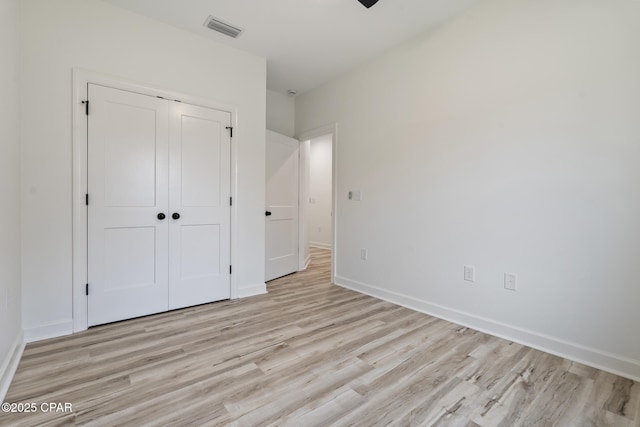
[168,103,231,309]
[87,84,169,326]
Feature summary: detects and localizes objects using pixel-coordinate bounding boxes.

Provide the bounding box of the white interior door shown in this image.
[88,84,231,326]
[168,103,231,309]
[87,84,170,326]
[265,130,299,281]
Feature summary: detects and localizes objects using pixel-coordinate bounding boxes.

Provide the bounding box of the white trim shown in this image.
[297,124,338,285]
[0,331,24,402]
[229,109,240,300]
[237,283,268,299]
[310,242,332,250]
[72,68,239,332]
[72,69,88,334]
[297,139,309,272]
[24,321,73,343]
[334,275,640,382]
[298,253,311,272]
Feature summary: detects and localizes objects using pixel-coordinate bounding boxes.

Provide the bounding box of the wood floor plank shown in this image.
[2,248,639,426]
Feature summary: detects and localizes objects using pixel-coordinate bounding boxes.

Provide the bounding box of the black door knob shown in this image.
[157,213,166,220]
[265,211,272,216]
[172,213,181,220]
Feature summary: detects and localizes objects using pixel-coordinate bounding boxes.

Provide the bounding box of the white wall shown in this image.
[266,90,295,138]
[296,0,640,380]
[19,0,266,339]
[0,0,23,398]
[309,135,333,249]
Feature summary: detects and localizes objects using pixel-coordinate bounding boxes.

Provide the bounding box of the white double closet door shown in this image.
[87,84,231,326]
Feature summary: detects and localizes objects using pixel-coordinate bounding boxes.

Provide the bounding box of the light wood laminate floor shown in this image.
[3,249,640,426]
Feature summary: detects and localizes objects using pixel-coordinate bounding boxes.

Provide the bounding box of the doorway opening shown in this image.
[308,134,333,249]
[298,124,338,284]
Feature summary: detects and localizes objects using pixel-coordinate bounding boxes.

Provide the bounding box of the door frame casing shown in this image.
[72,69,239,333]
[297,124,338,284]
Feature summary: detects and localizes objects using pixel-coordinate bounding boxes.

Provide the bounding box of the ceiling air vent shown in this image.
[203,15,243,39]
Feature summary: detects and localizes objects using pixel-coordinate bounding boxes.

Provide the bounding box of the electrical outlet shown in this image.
[464,265,475,282]
[361,248,368,261]
[504,273,517,291]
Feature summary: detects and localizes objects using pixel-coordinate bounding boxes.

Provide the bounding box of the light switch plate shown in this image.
[349,190,362,201]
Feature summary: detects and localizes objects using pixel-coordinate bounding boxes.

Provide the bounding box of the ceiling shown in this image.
[103,0,481,95]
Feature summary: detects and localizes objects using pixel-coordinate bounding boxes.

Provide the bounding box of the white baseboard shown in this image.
[0,330,25,402]
[334,275,640,382]
[237,283,267,299]
[310,242,332,250]
[24,320,73,343]
[298,254,312,272]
